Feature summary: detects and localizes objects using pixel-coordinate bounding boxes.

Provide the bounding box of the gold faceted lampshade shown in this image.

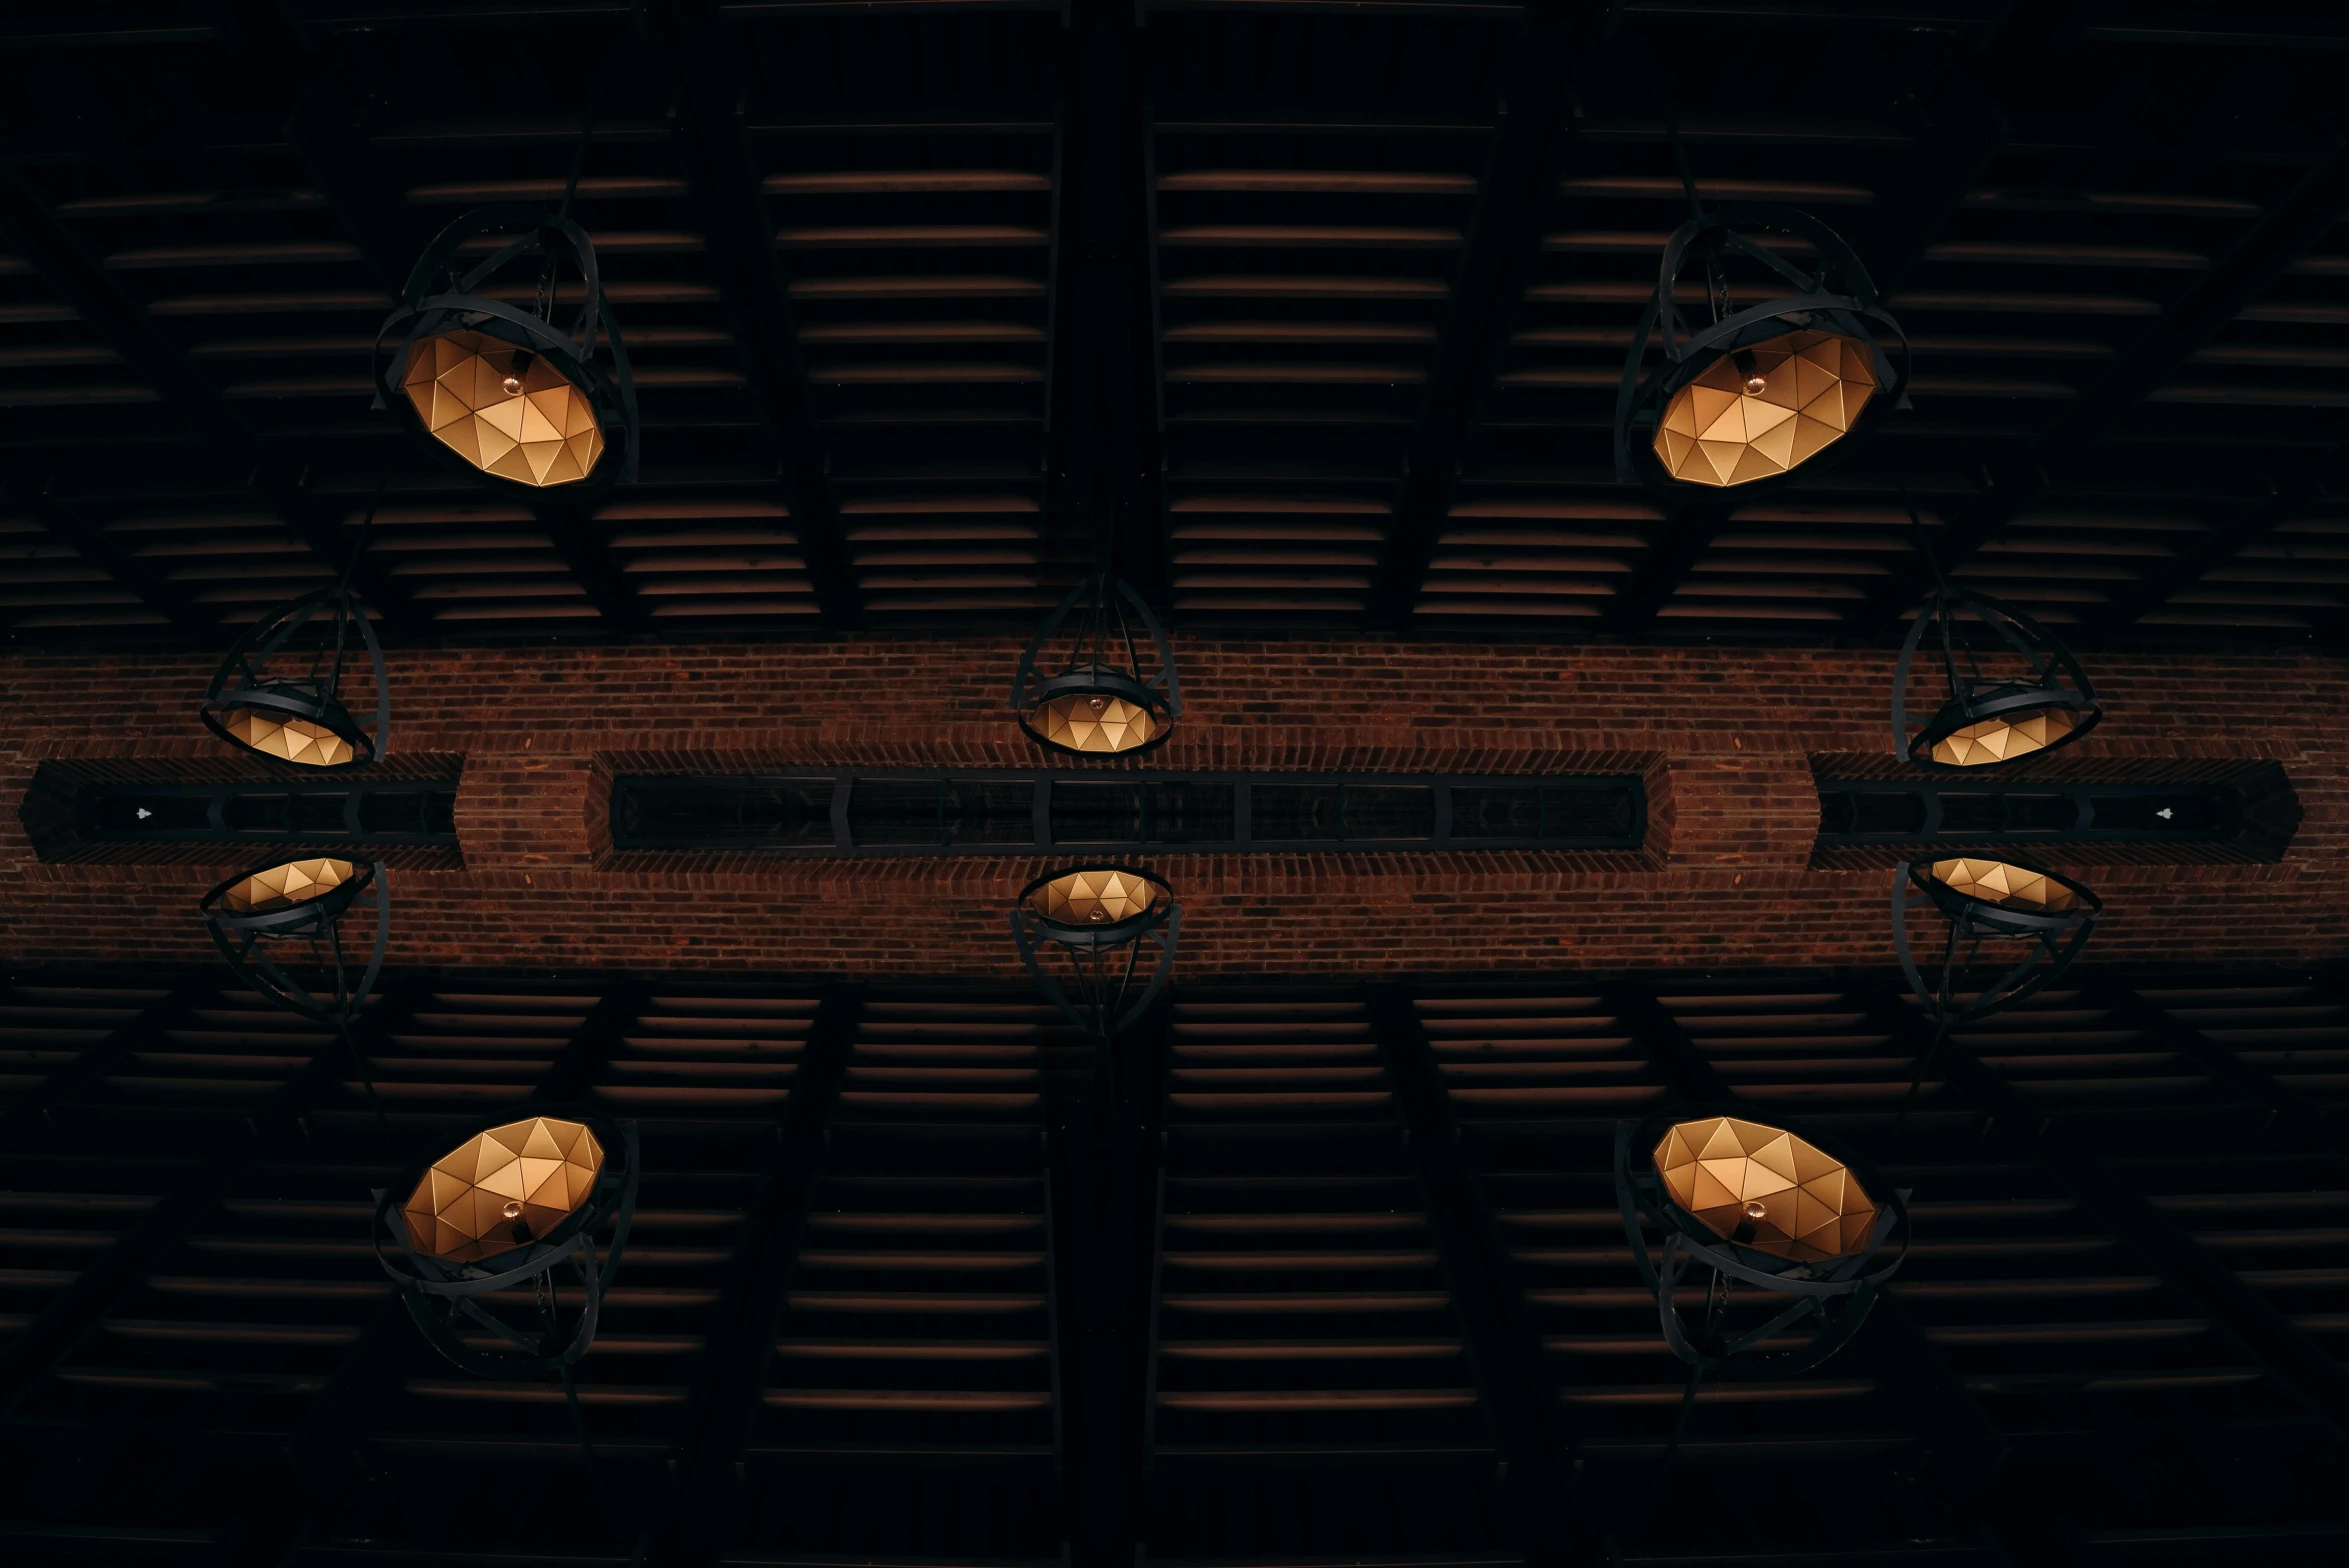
[1036,868,1160,927]
[1926,857,2078,912]
[1652,328,1876,488]
[1037,693,1158,754]
[398,328,605,488]
[1654,1115,1878,1263]
[402,1115,606,1265]
[221,857,358,915]
[1929,706,2078,767]
[219,706,353,767]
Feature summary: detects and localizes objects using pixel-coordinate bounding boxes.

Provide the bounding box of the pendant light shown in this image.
[1012,571,1181,756]
[200,855,389,1030]
[373,141,638,493]
[1894,583,2102,769]
[203,578,389,770]
[1615,203,1908,494]
[1010,865,1181,1066]
[374,1108,639,1441]
[1893,856,2100,1024]
[1614,1108,1907,1379]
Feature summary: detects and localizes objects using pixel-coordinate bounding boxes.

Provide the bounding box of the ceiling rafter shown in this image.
[0,164,431,640]
[665,1,862,629]
[1849,112,2349,639]
[0,469,217,636]
[1368,0,1594,630]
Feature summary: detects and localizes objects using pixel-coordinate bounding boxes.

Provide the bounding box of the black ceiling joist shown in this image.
[1851,116,2349,639]
[1370,0,1592,631]
[665,1,862,629]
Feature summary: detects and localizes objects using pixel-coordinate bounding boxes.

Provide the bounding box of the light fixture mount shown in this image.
[1615,206,1908,495]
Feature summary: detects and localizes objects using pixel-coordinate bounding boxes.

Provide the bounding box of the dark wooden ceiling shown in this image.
[4,2,2348,647]
[1,963,2347,1567]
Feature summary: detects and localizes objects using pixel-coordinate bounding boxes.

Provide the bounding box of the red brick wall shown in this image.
[4,637,2343,978]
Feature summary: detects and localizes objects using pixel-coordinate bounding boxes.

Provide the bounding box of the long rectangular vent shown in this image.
[1812,761,2300,864]
[71,780,459,846]
[612,771,1646,854]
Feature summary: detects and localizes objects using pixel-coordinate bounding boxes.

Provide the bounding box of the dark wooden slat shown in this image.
[0,472,215,637]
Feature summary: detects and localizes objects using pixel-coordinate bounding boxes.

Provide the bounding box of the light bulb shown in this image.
[1743,372,1767,395]
[501,1201,523,1220]
[501,373,524,396]
[1743,1200,1768,1221]
[1089,697,1105,712]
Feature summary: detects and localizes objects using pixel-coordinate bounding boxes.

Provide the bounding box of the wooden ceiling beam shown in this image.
[1849,113,2349,640]
[665,2,862,630]
[0,165,430,641]
[1368,0,1594,630]
[0,467,219,637]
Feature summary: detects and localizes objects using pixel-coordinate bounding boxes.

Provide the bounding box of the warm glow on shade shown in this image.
[220,706,353,767]
[1652,329,1876,488]
[401,1116,605,1265]
[1929,706,2079,767]
[398,328,605,487]
[1037,693,1158,754]
[1654,1115,1878,1263]
[221,858,358,915]
[1926,857,2079,912]
[1035,868,1160,927]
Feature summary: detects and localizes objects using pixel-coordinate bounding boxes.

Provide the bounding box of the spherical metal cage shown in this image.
[1894,857,2102,1024]
[1011,572,1181,758]
[1615,205,1909,498]
[372,1104,640,1383]
[199,856,389,1028]
[375,204,639,497]
[1009,864,1181,1043]
[201,586,389,772]
[1614,1105,1909,1379]
[1895,583,2103,771]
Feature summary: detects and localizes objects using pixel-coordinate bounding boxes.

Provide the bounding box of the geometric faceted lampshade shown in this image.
[1615,1105,1907,1380]
[401,1114,606,1266]
[1011,863,1181,1049]
[1896,584,2101,771]
[1617,204,1906,497]
[1012,571,1181,758]
[376,205,637,498]
[1651,328,1877,489]
[398,328,606,489]
[1922,856,2082,914]
[1029,866,1163,931]
[220,856,360,915]
[218,706,358,767]
[375,1105,639,1392]
[1033,692,1159,755]
[1653,1115,1879,1264]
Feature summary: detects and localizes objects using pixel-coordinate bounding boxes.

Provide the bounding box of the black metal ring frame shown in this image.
[1893,857,2101,1024]
[1009,864,1182,1043]
[1011,572,1183,757]
[1613,1106,1909,1379]
[373,203,640,495]
[1893,583,2103,769]
[199,857,389,1028]
[1614,204,1910,496]
[372,1106,641,1384]
[201,585,390,771]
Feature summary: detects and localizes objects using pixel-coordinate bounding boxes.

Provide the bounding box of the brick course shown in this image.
[4,637,2343,978]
